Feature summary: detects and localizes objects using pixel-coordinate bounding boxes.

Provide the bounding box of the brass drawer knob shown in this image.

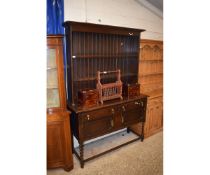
[121,115,124,123]
[122,106,126,111]
[111,108,115,114]
[87,114,90,120]
[110,119,114,127]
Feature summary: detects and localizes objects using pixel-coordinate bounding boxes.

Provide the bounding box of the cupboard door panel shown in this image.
[47,47,61,108]
[47,89,60,108]
[123,109,142,125]
[120,100,146,126]
[83,116,113,140]
[47,122,65,164]
[47,112,73,171]
[47,37,66,109]
[145,97,163,136]
[47,48,57,68]
[47,69,59,88]
[81,108,114,140]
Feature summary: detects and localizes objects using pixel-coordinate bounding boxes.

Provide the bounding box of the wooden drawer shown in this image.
[71,97,148,142]
[82,107,114,122]
[124,100,144,110]
[81,108,114,140]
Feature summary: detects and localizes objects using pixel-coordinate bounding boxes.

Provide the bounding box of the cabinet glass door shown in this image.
[47,48,60,108]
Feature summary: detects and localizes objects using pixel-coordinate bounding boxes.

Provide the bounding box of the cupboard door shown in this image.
[121,100,146,126]
[47,121,65,164]
[47,36,66,110]
[81,108,114,140]
[47,112,73,171]
[47,48,60,108]
[144,97,163,137]
[147,104,162,134]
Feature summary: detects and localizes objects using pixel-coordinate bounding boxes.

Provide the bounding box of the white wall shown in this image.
[64,0,163,40]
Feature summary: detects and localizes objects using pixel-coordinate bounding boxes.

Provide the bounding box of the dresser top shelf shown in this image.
[68,94,148,113]
[63,21,145,35]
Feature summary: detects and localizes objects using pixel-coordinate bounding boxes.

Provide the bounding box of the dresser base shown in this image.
[73,126,144,168]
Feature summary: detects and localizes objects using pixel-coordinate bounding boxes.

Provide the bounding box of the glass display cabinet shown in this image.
[47,35,73,171]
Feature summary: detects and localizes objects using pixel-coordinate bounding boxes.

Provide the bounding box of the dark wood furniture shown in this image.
[63,21,146,168]
[123,83,140,98]
[47,35,73,171]
[69,96,147,168]
[97,70,123,104]
[78,89,99,108]
[130,39,163,138]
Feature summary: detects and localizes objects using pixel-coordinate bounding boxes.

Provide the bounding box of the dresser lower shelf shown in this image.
[73,128,144,168]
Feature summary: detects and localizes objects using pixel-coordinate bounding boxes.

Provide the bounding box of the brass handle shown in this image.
[111,108,115,114]
[121,115,124,123]
[121,106,125,123]
[135,101,140,105]
[110,119,114,127]
[141,101,144,106]
[87,114,90,120]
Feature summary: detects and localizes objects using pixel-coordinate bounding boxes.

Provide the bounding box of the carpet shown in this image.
[47,131,163,175]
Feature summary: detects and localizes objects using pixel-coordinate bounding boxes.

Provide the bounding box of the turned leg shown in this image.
[79,142,84,168]
[141,122,144,142]
[70,116,75,154]
[71,133,74,153]
[127,127,130,133]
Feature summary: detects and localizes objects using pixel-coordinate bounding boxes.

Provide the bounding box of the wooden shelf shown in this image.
[140,81,163,85]
[47,86,59,89]
[72,54,138,59]
[47,67,57,70]
[145,89,163,98]
[73,77,96,82]
[122,73,137,77]
[140,59,163,62]
[140,82,163,95]
[140,72,163,77]
[73,73,137,82]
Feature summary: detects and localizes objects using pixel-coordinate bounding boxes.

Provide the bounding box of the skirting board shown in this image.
[73,128,126,148]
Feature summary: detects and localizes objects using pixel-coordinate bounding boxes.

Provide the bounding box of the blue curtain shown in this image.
[47,0,68,99]
[47,0,64,34]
